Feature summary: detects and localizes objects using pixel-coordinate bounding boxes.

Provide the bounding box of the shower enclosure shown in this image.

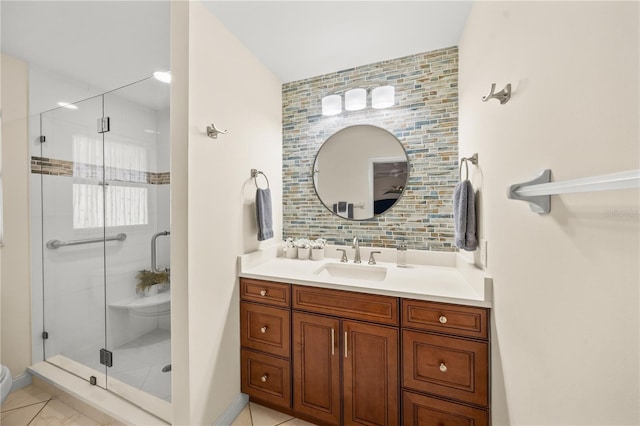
[30,75,171,416]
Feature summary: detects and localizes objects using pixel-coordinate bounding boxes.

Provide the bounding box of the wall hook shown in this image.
[207,123,229,139]
[482,83,511,104]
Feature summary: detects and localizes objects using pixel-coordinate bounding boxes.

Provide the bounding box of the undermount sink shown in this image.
[314,262,388,282]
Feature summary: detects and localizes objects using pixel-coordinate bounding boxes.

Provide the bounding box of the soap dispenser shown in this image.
[397,241,407,267]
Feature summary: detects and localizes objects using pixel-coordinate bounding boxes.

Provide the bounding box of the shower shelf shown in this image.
[109,291,170,310]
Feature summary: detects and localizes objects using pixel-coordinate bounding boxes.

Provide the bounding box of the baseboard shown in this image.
[11,372,32,391]
[214,393,249,426]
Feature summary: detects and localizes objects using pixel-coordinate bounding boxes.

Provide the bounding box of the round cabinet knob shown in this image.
[438,315,448,324]
[439,363,448,373]
[260,326,268,333]
[260,374,268,383]
[259,289,267,297]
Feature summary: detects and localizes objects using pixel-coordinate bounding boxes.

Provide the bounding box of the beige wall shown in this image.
[169,1,190,423]
[0,55,32,378]
[171,2,283,424]
[459,2,639,425]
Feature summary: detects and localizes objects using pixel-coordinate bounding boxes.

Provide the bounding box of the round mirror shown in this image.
[313,125,409,220]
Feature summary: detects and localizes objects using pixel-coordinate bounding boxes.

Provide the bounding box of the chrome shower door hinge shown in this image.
[39,136,46,143]
[41,331,49,340]
[99,348,113,367]
[97,117,110,133]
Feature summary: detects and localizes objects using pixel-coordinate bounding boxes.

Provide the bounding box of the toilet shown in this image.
[0,364,12,405]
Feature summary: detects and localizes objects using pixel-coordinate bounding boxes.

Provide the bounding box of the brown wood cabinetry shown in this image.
[401,299,490,425]
[343,320,398,426]
[292,312,341,424]
[292,284,400,426]
[402,391,488,426]
[240,278,491,425]
[240,279,292,410]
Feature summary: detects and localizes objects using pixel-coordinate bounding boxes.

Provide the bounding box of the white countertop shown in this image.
[238,246,492,308]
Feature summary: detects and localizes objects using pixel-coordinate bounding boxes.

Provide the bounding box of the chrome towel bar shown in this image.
[46,233,127,249]
[508,169,640,214]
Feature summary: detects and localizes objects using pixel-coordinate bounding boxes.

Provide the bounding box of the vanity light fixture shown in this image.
[371,85,395,109]
[321,94,342,116]
[344,88,367,111]
[322,84,395,116]
[153,71,172,84]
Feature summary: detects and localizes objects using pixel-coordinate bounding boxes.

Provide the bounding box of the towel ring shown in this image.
[459,153,478,180]
[251,169,270,189]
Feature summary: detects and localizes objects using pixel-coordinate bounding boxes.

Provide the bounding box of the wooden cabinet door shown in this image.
[293,312,341,425]
[343,320,399,426]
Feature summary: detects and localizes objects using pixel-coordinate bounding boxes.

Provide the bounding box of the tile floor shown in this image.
[0,385,110,426]
[2,385,314,426]
[231,402,317,426]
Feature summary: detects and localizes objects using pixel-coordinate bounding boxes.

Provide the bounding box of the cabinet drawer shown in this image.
[241,349,291,410]
[402,391,488,426]
[241,278,290,307]
[241,302,290,358]
[402,330,488,407]
[293,285,398,326]
[402,299,488,340]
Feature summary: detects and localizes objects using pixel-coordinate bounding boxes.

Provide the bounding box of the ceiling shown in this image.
[204,1,472,83]
[1,1,171,95]
[1,1,471,92]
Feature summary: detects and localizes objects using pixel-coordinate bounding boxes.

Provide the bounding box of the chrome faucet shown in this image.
[352,237,362,264]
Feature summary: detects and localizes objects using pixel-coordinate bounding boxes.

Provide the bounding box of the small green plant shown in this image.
[136,270,170,293]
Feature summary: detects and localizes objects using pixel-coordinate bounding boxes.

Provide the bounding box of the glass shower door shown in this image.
[40,95,109,387]
[37,76,171,419]
[103,77,172,407]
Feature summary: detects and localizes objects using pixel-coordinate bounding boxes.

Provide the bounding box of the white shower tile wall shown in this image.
[282,47,458,251]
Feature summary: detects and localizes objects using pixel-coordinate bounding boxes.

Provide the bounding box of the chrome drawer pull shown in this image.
[260,326,268,333]
[438,315,448,324]
[260,289,268,296]
[260,374,268,383]
[439,363,448,373]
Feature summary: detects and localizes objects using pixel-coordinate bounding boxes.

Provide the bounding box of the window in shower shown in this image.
[72,183,148,229]
[72,134,149,229]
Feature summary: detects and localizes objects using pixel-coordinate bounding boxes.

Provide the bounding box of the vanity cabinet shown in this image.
[239,278,490,426]
[240,279,292,410]
[401,299,490,425]
[292,285,400,426]
[292,312,341,424]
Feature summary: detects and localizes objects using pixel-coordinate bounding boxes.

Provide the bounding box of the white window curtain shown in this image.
[73,184,148,229]
[72,135,149,229]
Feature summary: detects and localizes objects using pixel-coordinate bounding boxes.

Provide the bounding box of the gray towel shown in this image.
[454,180,478,251]
[256,188,273,241]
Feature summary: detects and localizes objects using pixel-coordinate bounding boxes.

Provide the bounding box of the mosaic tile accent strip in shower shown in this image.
[282,47,458,251]
[31,156,170,185]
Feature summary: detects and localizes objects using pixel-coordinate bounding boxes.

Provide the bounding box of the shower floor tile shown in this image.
[111,329,171,402]
[71,328,172,402]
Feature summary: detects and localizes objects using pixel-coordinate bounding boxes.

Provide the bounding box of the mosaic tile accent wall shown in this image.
[31,156,170,185]
[282,47,458,251]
